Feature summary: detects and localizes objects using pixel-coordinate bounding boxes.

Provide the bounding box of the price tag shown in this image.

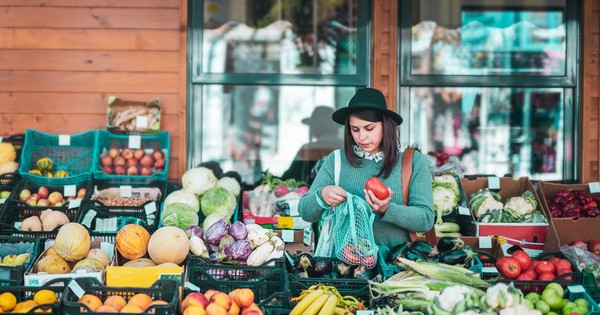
[68,199,82,209]
[303,227,312,246]
[184,282,201,292]
[482,267,498,273]
[479,236,493,249]
[281,230,295,243]
[0,199,5,205]
[567,285,585,293]
[458,206,471,216]
[488,177,500,190]
[81,210,97,228]
[144,202,157,215]
[44,240,55,250]
[58,135,71,146]
[128,135,141,149]
[0,137,3,143]
[356,311,374,315]
[588,182,600,194]
[64,185,76,197]
[135,116,149,129]
[14,222,21,230]
[68,280,86,299]
[120,185,132,198]
[288,199,300,216]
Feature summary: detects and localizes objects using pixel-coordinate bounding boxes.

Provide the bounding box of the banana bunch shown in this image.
[290,284,361,315]
[0,253,30,267]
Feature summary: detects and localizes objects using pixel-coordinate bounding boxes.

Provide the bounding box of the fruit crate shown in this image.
[566,286,600,314]
[0,235,39,286]
[18,129,98,186]
[583,270,600,303]
[0,221,117,244]
[482,251,583,294]
[93,130,170,184]
[0,278,67,314]
[259,291,293,315]
[0,173,21,213]
[9,178,92,210]
[62,277,179,315]
[186,256,287,304]
[288,273,370,304]
[77,180,167,234]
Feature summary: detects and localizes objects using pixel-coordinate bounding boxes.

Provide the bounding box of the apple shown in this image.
[203,290,219,302]
[140,155,154,168]
[77,188,87,199]
[66,196,76,201]
[100,155,113,167]
[121,148,134,160]
[48,191,63,205]
[26,198,37,207]
[140,167,153,176]
[37,199,50,207]
[127,158,138,168]
[154,159,165,169]
[114,165,126,175]
[37,186,50,199]
[54,201,64,207]
[19,189,31,202]
[133,149,146,160]
[126,166,139,176]
[155,168,164,173]
[113,156,126,167]
[152,149,165,161]
[108,148,120,159]
[101,166,113,174]
[30,193,41,202]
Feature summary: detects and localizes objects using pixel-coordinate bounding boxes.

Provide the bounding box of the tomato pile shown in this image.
[495,250,574,281]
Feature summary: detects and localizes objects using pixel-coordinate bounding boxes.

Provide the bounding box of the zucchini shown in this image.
[434,222,461,233]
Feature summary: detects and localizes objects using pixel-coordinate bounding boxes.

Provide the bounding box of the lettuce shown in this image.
[200,187,236,220]
[163,190,199,213]
[161,202,199,230]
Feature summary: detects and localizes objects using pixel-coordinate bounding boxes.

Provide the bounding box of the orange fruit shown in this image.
[78,294,102,312]
[33,290,57,306]
[127,294,153,311]
[103,295,127,311]
[95,305,118,313]
[120,304,143,313]
[0,292,17,311]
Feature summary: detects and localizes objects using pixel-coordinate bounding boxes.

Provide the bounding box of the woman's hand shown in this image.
[321,185,347,206]
[365,187,393,214]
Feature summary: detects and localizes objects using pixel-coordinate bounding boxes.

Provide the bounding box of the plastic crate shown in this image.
[8,178,92,210]
[0,221,117,244]
[77,180,166,234]
[288,273,370,304]
[0,278,67,314]
[0,235,39,286]
[566,286,600,314]
[583,270,600,303]
[18,129,98,186]
[93,130,170,184]
[259,291,293,315]
[0,173,21,213]
[62,277,179,315]
[186,256,287,303]
[1,133,25,165]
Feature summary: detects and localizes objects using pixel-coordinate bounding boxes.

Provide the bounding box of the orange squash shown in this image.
[116,224,150,260]
[54,223,91,262]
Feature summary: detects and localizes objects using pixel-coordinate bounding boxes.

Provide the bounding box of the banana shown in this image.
[2,254,16,265]
[290,289,325,315]
[334,307,354,315]
[302,292,331,315]
[317,293,338,315]
[11,253,30,266]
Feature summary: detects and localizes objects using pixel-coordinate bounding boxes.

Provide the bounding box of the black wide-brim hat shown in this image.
[332,88,403,125]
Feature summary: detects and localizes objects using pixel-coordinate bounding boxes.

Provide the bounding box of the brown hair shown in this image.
[343,110,400,178]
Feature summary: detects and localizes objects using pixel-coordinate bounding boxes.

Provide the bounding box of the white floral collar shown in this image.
[353,145,384,162]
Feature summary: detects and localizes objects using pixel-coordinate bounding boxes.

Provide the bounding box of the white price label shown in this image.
[0,137,3,143]
[0,198,5,205]
[68,280,86,299]
[488,177,501,190]
[458,206,471,216]
[128,135,141,149]
[120,185,132,198]
[81,209,97,228]
[281,230,295,243]
[144,202,157,215]
[567,285,585,293]
[135,116,149,129]
[479,236,493,249]
[58,135,71,146]
[588,182,600,194]
[356,311,374,315]
[68,199,82,209]
[184,282,200,292]
[14,222,21,230]
[64,185,76,197]
[482,267,498,274]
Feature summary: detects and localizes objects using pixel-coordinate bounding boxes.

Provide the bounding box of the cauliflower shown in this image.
[469,189,504,219]
[433,185,459,213]
[476,196,504,219]
[483,283,523,310]
[433,174,461,196]
[503,191,537,222]
[437,285,474,312]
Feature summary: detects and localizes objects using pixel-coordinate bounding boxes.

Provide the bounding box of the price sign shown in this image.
[144,202,157,215]
[479,236,493,249]
[120,186,132,198]
[588,182,600,194]
[64,185,76,197]
[128,135,141,149]
[68,199,82,209]
[135,116,149,129]
[59,135,71,146]
[68,280,86,299]
[281,230,294,243]
[488,177,500,190]
[458,206,471,216]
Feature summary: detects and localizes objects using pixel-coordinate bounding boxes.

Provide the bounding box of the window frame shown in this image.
[397,0,582,181]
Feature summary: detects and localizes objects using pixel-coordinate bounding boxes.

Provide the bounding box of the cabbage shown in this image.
[163,190,199,213]
[161,202,199,230]
[182,167,218,196]
[200,187,237,220]
[216,177,241,197]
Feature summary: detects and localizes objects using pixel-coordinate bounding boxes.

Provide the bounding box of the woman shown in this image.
[298,87,434,248]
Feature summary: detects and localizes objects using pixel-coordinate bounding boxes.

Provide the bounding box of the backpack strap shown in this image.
[402,148,437,243]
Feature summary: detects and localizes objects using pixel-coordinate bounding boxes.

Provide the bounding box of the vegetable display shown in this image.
[547,189,600,218]
[470,189,547,224]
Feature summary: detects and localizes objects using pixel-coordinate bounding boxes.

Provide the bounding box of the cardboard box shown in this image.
[107,96,161,134]
[105,246,183,288]
[461,177,548,250]
[24,238,113,287]
[537,181,600,251]
[274,228,314,254]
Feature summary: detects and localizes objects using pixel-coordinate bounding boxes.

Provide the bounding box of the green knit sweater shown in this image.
[298,149,434,248]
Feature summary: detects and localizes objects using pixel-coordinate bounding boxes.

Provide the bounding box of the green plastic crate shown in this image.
[566,286,600,314]
[583,270,600,304]
[0,235,39,286]
[93,130,170,184]
[18,129,98,186]
[0,278,67,314]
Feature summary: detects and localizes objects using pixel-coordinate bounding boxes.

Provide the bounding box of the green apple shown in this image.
[542,289,564,311]
[562,302,578,315]
[536,300,551,314]
[526,292,541,304]
[522,298,535,310]
[576,305,589,315]
[0,190,10,199]
[574,298,590,309]
[547,312,559,315]
[545,282,565,298]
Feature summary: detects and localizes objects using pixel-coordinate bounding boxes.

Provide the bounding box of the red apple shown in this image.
[121,148,134,160]
[100,155,113,167]
[26,198,37,207]
[30,193,40,202]
[133,149,146,160]
[114,165,126,175]
[154,159,165,169]
[101,166,113,174]
[127,158,138,168]
[140,167,153,176]
[19,189,31,202]
[77,188,87,199]
[37,186,49,199]
[155,168,164,173]
[186,292,209,309]
[113,156,126,167]
[152,149,165,161]
[108,148,120,159]
[48,191,63,205]
[127,166,139,176]
[37,199,49,207]
[140,155,155,168]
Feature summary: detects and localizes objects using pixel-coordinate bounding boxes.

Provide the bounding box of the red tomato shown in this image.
[496,257,522,279]
[556,268,573,280]
[549,257,562,265]
[538,272,556,281]
[553,258,572,271]
[516,272,536,281]
[531,259,541,270]
[511,250,531,270]
[365,177,389,200]
[521,269,537,280]
[535,261,556,275]
[589,240,600,254]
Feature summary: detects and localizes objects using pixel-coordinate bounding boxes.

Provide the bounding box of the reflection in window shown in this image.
[409,87,563,180]
[201,0,358,75]
[411,0,566,75]
[191,85,353,184]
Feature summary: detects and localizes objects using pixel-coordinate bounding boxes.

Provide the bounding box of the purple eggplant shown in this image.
[186,225,203,239]
[231,240,253,261]
[229,221,248,240]
[219,235,235,259]
[207,243,219,254]
[204,219,229,244]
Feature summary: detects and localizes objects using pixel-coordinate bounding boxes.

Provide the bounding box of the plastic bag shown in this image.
[424,152,463,177]
[314,208,335,258]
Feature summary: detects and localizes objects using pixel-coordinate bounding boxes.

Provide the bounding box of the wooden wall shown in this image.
[0,0,187,182]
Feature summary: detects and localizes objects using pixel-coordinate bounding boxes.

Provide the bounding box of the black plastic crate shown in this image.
[0,278,67,315]
[77,180,166,233]
[0,222,117,244]
[8,178,92,210]
[62,277,179,315]
[0,235,39,286]
[186,255,287,303]
[1,133,25,166]
[288,273,370,304]
[259,291,293,315]
[0,173,21,214]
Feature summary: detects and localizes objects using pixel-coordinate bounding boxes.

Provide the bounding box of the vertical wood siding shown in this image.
[373,0,398,112]
[582,0,600,182]
[0,0,187,181]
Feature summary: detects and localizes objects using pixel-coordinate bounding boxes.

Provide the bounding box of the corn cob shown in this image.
[397,257,489,288]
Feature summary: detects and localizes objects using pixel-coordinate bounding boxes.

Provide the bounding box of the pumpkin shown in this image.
[148,226,190,265]
[28,169,42,176]
[36,157,55,173]
[0,143,16,164]
[122,258,157,268]
[36,254,71,274]
[54,223,91,262]
[116,224,150,260]
[53,170,69,178]
[85,248,110,267]
[72,258,105,273]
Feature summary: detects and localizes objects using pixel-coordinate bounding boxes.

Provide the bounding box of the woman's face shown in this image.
[349,115,383,154]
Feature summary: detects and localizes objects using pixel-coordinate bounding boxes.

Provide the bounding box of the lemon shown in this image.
[0,292,17,311]
[33,290,56,306]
